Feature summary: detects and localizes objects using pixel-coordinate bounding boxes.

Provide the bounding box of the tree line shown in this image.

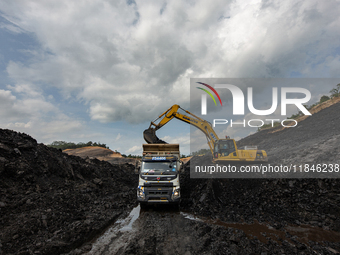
[48,141,109,150]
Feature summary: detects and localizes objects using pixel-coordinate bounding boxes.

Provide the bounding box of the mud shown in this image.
[71,205,340,255]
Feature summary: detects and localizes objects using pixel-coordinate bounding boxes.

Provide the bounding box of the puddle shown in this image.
[85,205,141,254]
[286,225,340,244]
[181,212,340,245]
[119,204,140,232]
[181,212,204,222]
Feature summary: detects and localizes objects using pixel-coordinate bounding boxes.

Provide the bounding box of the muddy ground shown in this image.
[70,205,340,255]
[72,163,340,254]
[1,100,340,254]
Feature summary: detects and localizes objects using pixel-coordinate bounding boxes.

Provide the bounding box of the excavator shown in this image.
[143,104,268,163]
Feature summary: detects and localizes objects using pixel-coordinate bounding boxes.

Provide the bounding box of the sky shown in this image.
[0,0,339,156]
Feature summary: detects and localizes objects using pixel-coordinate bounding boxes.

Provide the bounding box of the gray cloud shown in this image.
[0,0,339,127]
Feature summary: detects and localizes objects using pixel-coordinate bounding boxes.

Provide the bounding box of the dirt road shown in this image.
[69,204,340,255]
[83,206,200,255]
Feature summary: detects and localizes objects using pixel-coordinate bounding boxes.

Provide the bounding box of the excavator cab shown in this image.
[214,140,237,158]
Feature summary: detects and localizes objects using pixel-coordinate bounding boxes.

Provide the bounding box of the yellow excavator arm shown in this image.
[144,104,219,153]
[144,104,268,163]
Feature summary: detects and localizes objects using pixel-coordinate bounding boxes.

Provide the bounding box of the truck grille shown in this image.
[148,191,168,195]
[141,175,176,181]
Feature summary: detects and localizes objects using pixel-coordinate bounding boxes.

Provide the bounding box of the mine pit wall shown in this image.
[181,159,340,233]
[0,128,138,255]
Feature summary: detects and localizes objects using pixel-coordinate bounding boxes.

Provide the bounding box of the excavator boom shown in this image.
[143,104,268,163]
[143,104,219,153]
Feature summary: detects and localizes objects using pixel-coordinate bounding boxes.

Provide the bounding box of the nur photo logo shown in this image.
[195,79,312,129]
[196,82,222,115]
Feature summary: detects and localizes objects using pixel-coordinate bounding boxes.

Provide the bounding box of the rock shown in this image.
[327,247,339,254]
[0,143,11,152]
[93,178,102,185]
[14,148,21,155]
[288,181,295,188]
[0,202,5,207]
[199,194,206,202]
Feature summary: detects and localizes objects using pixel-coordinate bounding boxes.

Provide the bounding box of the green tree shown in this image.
[330,83,340,98]
[319,95,330,103]
[48,141,109,150]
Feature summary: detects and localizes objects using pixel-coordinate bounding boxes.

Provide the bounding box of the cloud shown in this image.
[116,133,122,141]
[126,145,140,154]
[0,84,83,143]
[0,88,55,121]
[1,0,339,126]
[160,135,190,145]
[4,117,83,140]
[0,22,23,33]
[0,0,339,156]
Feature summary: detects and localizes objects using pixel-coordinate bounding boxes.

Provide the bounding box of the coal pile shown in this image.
[0,129,137,255]
[180,158,340,252]
[181,163,340,230]
[237,99,340,166]
[180,101,340,252]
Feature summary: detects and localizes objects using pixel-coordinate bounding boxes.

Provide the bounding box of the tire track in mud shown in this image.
[72,205,340,255]
[85,205,141,255]
[84,206,199,255]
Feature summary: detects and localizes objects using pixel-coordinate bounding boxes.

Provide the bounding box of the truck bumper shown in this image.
[137,186,180,204]
[137,196,180,204]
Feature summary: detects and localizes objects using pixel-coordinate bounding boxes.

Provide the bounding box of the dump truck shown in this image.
[137,144,181,208]
[143,104,268,163]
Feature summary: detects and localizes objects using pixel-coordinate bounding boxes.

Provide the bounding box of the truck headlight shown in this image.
[173,189,180,197]
[138,189,145,198]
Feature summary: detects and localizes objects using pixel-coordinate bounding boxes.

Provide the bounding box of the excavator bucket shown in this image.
[143,128,167,144]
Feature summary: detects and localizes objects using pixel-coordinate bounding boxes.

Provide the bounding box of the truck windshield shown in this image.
[141,161,177,175]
